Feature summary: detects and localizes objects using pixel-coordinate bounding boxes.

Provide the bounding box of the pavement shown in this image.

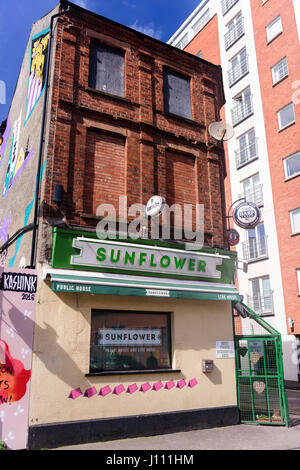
[53,381,300,452]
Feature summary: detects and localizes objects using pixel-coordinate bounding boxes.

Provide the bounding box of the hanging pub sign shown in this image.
[145,196,166,217]
[227,229,240,246]
[233,201,261,229]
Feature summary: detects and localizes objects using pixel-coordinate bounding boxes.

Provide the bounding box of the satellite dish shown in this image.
[208,122,234,142]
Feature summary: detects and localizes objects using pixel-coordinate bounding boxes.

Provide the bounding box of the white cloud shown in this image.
[73,0,88,8]
[129,21,162,40]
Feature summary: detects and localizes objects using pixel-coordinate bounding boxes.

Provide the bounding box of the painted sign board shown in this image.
[51,227,237,285]
[0,268,37,450]
[98,329,161,346]
[71,238,223,279]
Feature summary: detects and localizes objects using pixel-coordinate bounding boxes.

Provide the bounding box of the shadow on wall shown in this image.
[5,303,90,391]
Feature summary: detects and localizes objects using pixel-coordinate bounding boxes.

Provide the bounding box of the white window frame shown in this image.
[250,275,273,315]
[241,172,263,206]
[192,9,210,36]
[272,57,288,85]
[277,102,295,131]
[284,151,300,179]
[297,269,300,294]
[290,208,300,234]
[266,15,282,43]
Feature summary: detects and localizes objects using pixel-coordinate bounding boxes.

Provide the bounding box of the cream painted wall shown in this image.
[28,272,237,426]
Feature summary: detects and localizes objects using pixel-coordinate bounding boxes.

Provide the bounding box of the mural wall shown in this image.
[0,14,55,269]
[0,268,37,450]
[24,29,50,125]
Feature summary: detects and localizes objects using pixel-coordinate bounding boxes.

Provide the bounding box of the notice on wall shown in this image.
[216,341,235,359]
[0,268,37,450]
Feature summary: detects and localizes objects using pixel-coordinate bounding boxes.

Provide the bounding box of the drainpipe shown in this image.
[29,5,70,268]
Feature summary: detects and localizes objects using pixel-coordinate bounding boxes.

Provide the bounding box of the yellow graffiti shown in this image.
[14,148,26,174]
[31,33,50,85]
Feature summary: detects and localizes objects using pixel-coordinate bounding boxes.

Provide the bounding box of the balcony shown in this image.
[242,236,268,262]
[235,139,258,168]
[246,293,274,316]
[221,0,239,16]
[228,55,249,87]
[239,184,263,207]
[231,94,253,126]
[224,17,244,50]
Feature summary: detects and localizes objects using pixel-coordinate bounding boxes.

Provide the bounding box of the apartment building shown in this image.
[0,0,242,449]
[169,0,300,380]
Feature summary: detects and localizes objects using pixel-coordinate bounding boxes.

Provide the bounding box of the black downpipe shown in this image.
[29,5,70,269]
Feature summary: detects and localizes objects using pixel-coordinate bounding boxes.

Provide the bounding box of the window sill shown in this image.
[284,172,300,183]
[86,368,181,377]
[163,111,200,127]
[246,255,268,265]
[86,87,131,104]
[229,70,249,89]
[236,156,259,170]
[272,74,288,88]
[278,121,296,133]
[267,31,282,46]
[291,231,300,238]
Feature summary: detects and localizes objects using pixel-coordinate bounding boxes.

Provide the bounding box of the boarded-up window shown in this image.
[89,41,125,96]
[84,131,125,215]
[165,151,196,229]
[163,68,192,120]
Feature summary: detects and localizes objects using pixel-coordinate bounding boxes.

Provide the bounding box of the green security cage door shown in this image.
[233,303,290,426]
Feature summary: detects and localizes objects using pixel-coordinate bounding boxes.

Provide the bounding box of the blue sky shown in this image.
[0,0,202,123]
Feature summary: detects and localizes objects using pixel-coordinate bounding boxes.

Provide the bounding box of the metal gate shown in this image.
[233,302,290,426]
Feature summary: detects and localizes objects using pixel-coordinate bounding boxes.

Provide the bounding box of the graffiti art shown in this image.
[24,28,50,125]
[0,117,11,169]
[2,112,34,198]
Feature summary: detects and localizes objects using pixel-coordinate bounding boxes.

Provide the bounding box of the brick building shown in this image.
[0,1,241,449]
[169,0,300,381]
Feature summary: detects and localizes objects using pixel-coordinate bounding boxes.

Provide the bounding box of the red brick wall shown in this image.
[185,15,221,66]
[84,130,125,215]
[42,5,228,250]
[251,0,300,334]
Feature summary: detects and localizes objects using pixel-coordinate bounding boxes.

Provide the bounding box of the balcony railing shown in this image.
[228,55,249,87]
[221,0,239,16]
[231,94,253,126]
[239,184,264,207]
[246,293,274,316]
[235,139,258,168]
[242,236,268,262]
[224,17,244,50]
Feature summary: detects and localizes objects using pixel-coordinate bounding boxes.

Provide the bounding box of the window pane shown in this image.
[90,311,171,372]
[89,42,125,96]
[267,16,282,42]
[163,68,192,120]
[278,103,295,129]
[272,57,288,83]
[291,209,300,232]
[285,152,300,178]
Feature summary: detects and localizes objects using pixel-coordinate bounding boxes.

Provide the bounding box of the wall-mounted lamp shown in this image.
[53,184,64,206]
